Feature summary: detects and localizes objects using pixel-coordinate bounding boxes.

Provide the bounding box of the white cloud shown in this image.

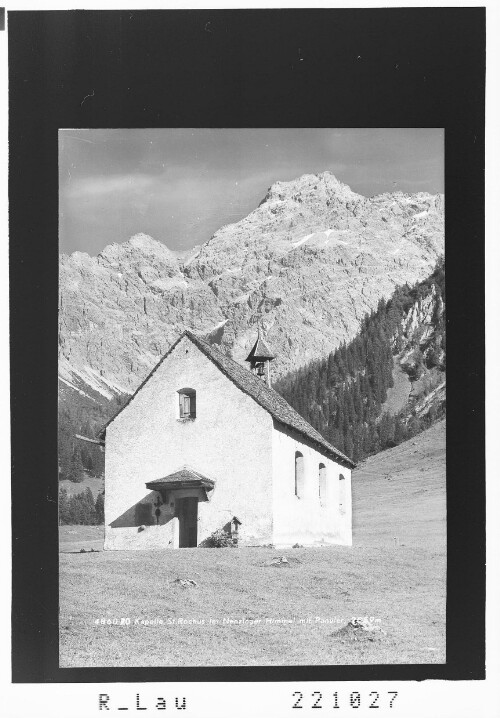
[64,173,155,199]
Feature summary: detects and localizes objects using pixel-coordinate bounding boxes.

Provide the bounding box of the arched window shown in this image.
[319,463,327,504]
[295,452,304,498]
[339,473,346,515]
[178,388,196,419]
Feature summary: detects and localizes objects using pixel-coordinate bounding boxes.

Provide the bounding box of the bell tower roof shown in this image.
[245,329,276,363]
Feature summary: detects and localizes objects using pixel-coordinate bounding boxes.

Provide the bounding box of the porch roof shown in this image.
[145,467,215,492]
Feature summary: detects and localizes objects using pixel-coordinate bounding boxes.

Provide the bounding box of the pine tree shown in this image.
[344,433,354,459]
[95,493,105,525]
[84,487,97,524]
[353,377,363,419]
[394,415,407,444]
[69,448,84,483]
[58,487,70,525]
[68,494,83,524]
[327,353,340,384]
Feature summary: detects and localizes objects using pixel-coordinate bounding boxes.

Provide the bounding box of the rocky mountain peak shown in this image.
[259,170,361,208]
[127,232,167,251]
[98,232,177,261]
[59,170,444,394]
[95,232,182,279]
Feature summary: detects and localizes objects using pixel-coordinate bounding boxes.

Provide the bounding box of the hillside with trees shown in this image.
[58,381,126,484]
[274,259,445,463]
[58,486,105,525]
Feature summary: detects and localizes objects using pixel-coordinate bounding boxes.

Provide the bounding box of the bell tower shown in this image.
[245,328,276,387]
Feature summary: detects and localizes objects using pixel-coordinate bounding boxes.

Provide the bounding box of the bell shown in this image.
[257,363,265,377]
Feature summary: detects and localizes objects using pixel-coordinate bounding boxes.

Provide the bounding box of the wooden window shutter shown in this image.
[190,392,196,418]
[178,389,196,418]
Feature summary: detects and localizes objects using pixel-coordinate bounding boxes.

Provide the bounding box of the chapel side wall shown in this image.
[271,422,352,547]
[104,336,274,549]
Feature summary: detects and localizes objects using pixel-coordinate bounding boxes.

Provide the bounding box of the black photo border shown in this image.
[9,8,485,683]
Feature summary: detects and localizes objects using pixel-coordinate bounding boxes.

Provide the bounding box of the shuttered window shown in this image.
[178,388,196,418]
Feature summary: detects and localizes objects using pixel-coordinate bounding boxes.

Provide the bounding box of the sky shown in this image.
[59,128,444,256]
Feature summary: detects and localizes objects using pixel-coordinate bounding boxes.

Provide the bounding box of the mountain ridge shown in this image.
[59,171,444,395]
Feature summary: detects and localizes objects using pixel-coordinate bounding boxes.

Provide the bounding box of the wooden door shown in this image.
[178,497,198,547]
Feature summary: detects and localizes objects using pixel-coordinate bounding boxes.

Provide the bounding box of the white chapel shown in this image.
[98,330,355,550]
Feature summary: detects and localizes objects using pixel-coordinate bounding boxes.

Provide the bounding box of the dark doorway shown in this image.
[177,497,198,547]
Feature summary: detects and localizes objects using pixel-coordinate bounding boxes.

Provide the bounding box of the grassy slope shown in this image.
[59,420,446,667]
[379,358,412,417]
[353,419,446,548]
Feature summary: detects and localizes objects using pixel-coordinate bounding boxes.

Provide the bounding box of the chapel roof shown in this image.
[98,330,355,468]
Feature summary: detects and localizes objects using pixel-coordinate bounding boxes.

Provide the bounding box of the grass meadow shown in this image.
[59,421,446,667]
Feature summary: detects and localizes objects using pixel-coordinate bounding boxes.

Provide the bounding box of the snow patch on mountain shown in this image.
[59,376,97,402]
[292,233,315,248]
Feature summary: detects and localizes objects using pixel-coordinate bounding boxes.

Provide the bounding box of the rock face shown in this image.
[397,282,446,420]
[399,284,445,351]
[59,171,444,394]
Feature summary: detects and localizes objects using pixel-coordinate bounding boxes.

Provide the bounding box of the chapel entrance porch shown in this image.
[145,467,215,549]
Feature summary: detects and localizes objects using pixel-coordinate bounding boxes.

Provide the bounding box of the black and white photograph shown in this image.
[6,5,490,716]
[58,128,446,667]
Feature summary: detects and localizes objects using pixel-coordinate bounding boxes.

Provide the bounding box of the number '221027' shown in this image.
[292,691,398,710]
